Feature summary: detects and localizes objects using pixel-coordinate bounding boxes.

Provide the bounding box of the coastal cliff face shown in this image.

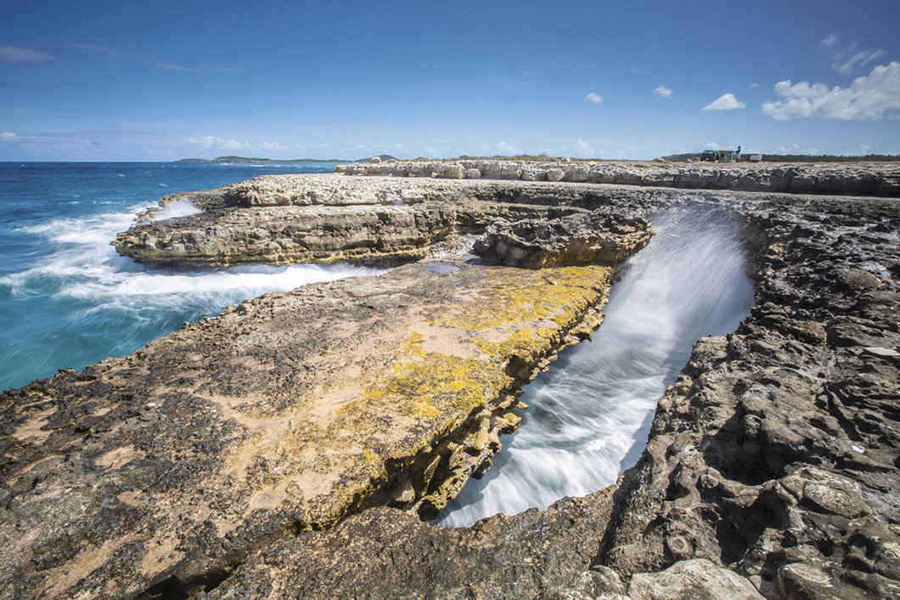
[2,168,899,599]
[339,159,900,197]
[112,176,615,267]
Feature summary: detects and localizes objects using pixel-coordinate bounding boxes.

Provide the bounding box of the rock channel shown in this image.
[2,165,899,599]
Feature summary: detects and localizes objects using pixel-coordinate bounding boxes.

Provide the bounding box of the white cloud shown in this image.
[750,82,760,89]
[704,142,721,150]
[0,132,19,142]
[703,93,746,111]
[0,45,55,64]
[653,85,672,98]
[495,141,519,155]
[584,91,604,104]
[259,142,287,151]
[834,49,885,75]
[821,34,839,48]
[762,62,900,121]
[186,136,249,151]
[155,61,194,71]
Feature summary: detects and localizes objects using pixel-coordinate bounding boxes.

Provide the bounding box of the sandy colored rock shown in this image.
[475,209,653,268]
[341,158,900,196]
[0,260,616,598]
[627,559,765,599]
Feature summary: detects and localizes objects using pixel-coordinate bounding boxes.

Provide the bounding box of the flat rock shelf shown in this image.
[0,260,626,599]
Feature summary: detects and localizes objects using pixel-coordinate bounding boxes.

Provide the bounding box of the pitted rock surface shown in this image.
[341,159,900,197]
[209,185,898,600]
[0,261,620,599]
[474,209,653,268]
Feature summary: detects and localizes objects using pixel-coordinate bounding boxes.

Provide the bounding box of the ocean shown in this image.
[0,161,377,392]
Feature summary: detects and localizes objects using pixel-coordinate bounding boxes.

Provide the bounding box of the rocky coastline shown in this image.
[338,158,900,197]
[2,164,899,599]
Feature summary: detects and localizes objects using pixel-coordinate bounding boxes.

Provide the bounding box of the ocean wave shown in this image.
[154,199,202,221]
[3,206,382,309]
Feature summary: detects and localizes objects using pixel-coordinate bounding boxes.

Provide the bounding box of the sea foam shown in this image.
[438,207,755,527]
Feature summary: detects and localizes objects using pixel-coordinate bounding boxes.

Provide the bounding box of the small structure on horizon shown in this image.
[700,146,741,163]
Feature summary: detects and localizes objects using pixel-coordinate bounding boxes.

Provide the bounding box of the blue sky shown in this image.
[1,0,899,160]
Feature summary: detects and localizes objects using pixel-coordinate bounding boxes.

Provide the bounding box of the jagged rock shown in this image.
[114,203,456,266]
[474,209,652,268]
[627,560,765,599]
[547,168,566,181]
[205,180,897,599]
[113,175,669,267]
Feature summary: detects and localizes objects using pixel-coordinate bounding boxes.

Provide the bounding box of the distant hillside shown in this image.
[662,152,900,163]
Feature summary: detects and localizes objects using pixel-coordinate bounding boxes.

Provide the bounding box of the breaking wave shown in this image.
[438,207,755,528]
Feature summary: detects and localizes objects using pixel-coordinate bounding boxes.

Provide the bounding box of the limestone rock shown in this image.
[474,210,653,268]
[628,560,764,599]
[0,262,618,598]
[339,158,900,197]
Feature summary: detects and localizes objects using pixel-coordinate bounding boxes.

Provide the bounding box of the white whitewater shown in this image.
[438,207,755,528]
[5,205,383,312]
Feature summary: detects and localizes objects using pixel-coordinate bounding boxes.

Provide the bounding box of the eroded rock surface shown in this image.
[342,159,900,197]
[112,175,604,266]
[474,208,653,268]
[0,261,619,598]
[209,188,898,600]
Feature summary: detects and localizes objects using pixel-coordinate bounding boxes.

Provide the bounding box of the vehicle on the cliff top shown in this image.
[701,146,741,162]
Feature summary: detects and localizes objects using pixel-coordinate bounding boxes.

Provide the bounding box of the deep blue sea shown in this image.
[0,161,377,392]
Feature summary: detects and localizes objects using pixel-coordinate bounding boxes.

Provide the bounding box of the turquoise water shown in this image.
[0,161,376,392]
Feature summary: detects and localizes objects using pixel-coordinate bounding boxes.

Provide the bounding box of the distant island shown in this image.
[177,154,400,164]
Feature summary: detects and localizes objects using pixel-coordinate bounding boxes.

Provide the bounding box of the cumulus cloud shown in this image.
[259,141,287,151]
[584,92,604,104]
[0,132,20,142]
[0,45,55,64]
[703,93,746,111]
[762,62,900,121]
[186,136,249,151]
[750,82,760,89]
[834,49,885,76]
[821,34,839,48]
[653,85,672,98]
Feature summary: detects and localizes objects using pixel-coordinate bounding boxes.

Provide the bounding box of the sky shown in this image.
[1,0,899,161]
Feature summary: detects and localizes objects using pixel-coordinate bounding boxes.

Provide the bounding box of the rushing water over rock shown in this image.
[438,206,755,527]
